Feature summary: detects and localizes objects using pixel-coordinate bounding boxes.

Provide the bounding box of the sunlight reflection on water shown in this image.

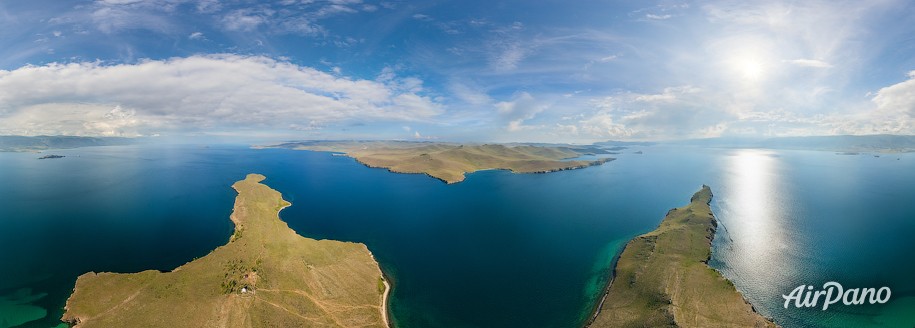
[711,149,800,317]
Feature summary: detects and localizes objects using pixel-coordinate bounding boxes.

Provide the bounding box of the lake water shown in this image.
[0,145,912,327]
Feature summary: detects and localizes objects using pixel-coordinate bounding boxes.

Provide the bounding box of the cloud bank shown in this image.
[0,55,442,136]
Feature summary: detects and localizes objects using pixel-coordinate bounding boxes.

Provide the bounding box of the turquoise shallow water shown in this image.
[0,145,912,327]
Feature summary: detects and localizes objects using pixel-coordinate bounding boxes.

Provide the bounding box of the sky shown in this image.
[1,0,914,143]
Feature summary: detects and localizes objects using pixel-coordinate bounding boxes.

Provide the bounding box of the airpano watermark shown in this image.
[782,282,891,310]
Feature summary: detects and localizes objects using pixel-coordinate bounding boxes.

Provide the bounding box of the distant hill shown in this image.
[593,140,657,147]
[664,134,915,152]
[263,141,614,184]
[0,136,133,152]
[757,134,915,151]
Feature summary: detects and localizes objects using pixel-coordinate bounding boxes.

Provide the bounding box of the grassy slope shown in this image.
[62,174,386,328]
[273,141,612,184]
[590,186,777,328]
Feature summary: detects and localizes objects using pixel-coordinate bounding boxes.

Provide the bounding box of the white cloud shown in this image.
[632,86,700,103]
[50,0,363,37]
[495,92,548,131]
[598,55,618,62]
[0,55,444,136]
[491,42,525,71]
[484,21,533,72]
[315,4,358,17]
[576,86,735,139]
[222,9,266,31]
[97,0,145,5]
[412,14,433,21]
[188,31,204,40]
[870,71,915,133]
[90,6,173,34]
[448,82,492,106]
[555,123,579,135]
[196,0,222,13]
[787,59,833,68]
[645,14,672,20]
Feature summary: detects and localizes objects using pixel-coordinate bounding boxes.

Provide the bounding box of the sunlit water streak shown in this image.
[709,149,915,327]
[712,150,801,307]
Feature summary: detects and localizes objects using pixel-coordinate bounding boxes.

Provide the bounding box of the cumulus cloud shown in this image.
[0,55,443,136]
[495,92,548,131]
[869,71,915,133]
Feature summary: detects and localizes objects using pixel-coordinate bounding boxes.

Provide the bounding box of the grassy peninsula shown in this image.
[62,174,388,328]
[590,186,776,328]
[264,141,613,184]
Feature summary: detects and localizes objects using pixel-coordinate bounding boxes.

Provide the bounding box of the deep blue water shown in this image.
[0,145,912,327]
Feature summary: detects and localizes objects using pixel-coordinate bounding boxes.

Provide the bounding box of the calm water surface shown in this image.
[0,145,912,327]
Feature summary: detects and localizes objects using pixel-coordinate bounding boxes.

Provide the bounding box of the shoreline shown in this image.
[381,275,392,328]
[368,251,393,328]
[587,186,777,327]
[583,241,630,327]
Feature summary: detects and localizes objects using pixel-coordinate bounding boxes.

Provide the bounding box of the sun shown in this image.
[732,57,765,80]
[738,58,764,80]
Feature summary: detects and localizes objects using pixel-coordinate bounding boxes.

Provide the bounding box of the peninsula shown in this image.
[589,186,777,328]
[62,174,388,328]
[263,141,613,184]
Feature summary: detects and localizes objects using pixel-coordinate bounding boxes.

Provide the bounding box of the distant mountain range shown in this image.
[593,140,658,147]
[0,136,133,152]
[659,134,915,152]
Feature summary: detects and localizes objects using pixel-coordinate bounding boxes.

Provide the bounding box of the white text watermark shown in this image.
[782,282,890,310]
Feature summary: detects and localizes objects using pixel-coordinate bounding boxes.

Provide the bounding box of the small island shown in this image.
[38,154,65,159]
[262,141,614,184]
[589,186,777,327]
[62,174,388,327]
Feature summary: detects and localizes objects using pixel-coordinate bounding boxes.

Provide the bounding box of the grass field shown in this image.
[589,186,777,328]
[62,174,387,328]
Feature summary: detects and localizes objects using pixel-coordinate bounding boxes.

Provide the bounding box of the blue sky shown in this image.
[1,0,914,143]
